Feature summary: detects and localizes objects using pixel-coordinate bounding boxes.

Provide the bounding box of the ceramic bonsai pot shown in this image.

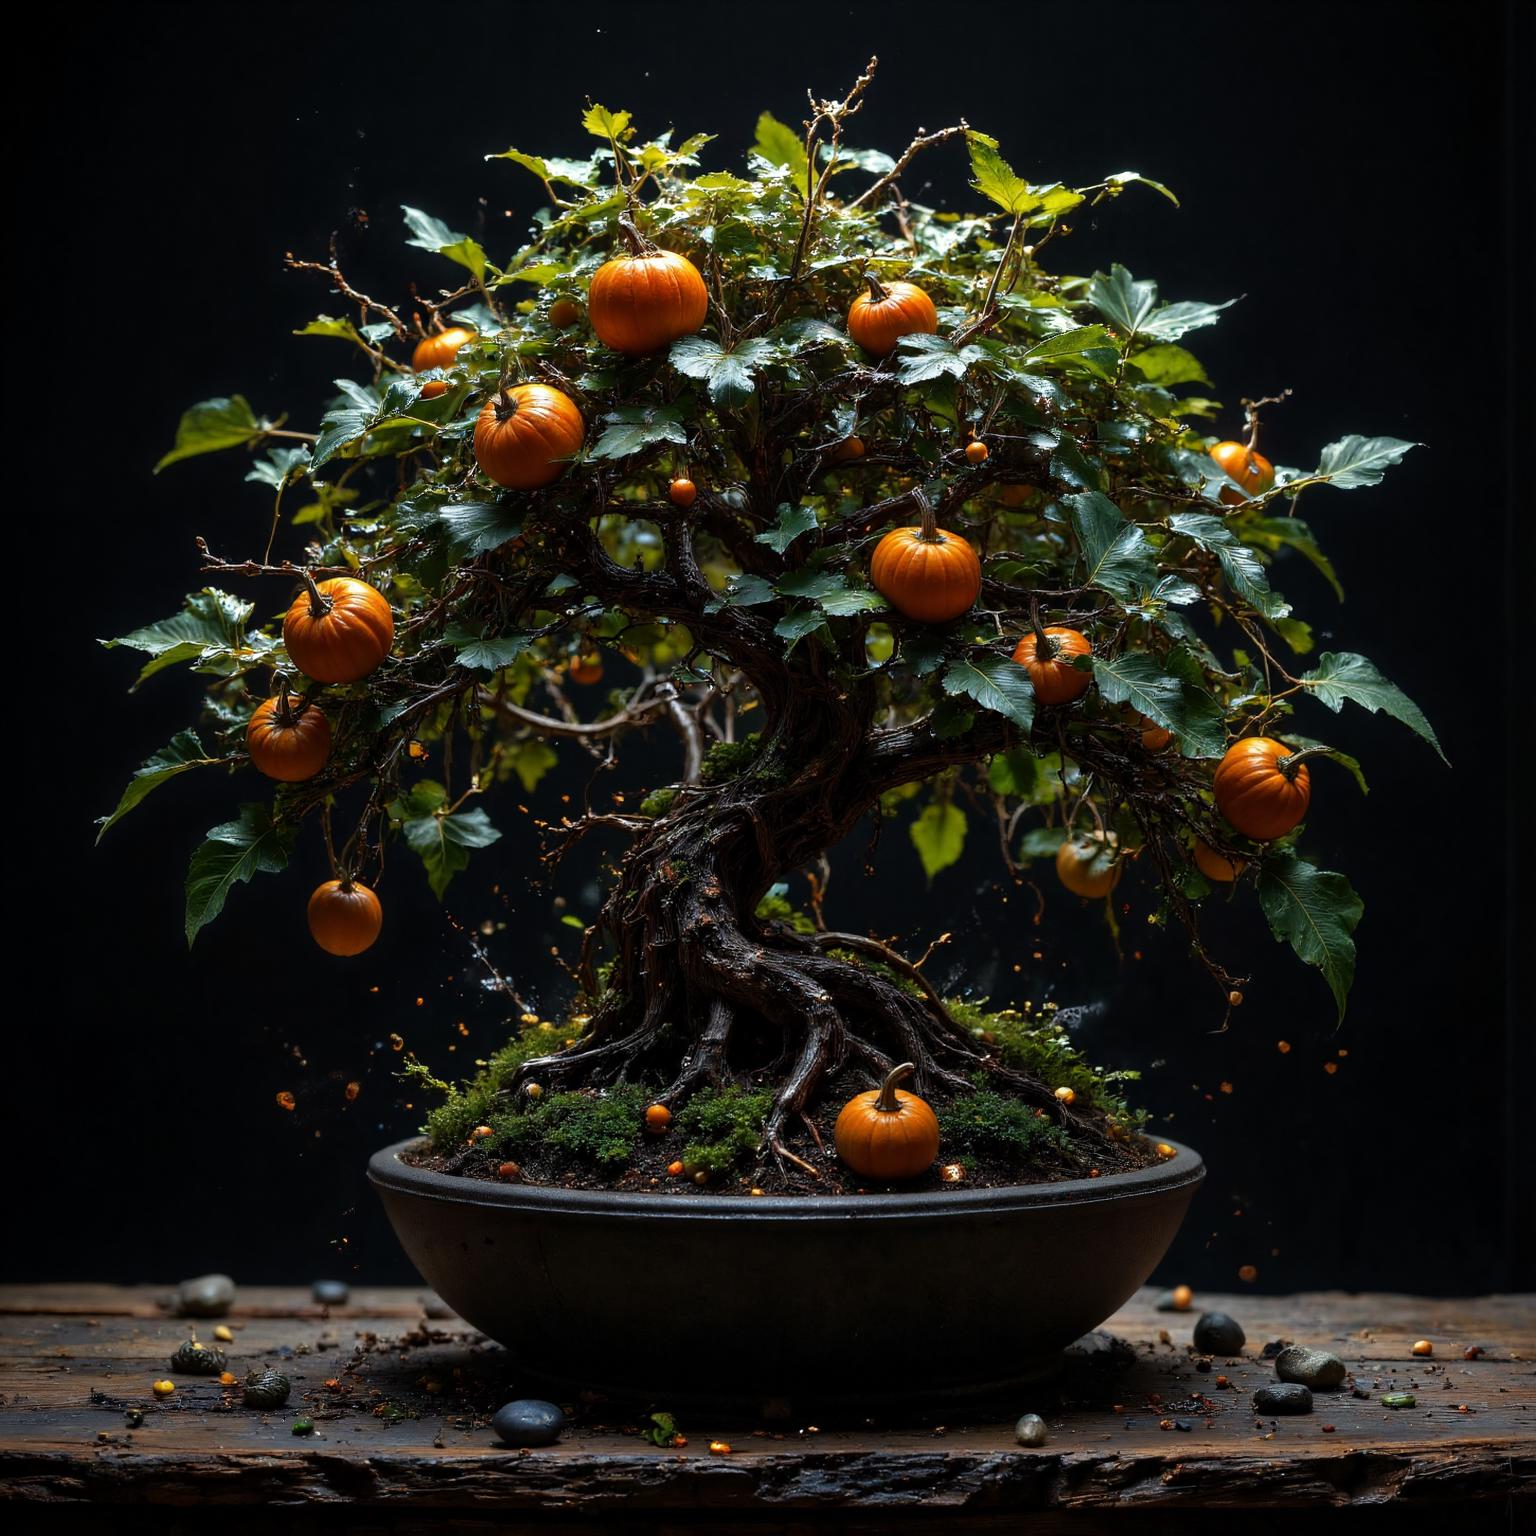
[369,1136,1203,1413]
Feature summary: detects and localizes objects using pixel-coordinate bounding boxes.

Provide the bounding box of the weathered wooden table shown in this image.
[1,1284,1530,1531]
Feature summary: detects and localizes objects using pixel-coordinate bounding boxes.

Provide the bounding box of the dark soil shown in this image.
[402,1067,1161,1197]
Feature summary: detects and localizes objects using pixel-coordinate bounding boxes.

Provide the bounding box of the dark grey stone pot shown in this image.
[369,1136,1203,1413]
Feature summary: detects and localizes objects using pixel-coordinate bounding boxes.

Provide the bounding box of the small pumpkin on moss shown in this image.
[242,1369,292,1410]
[834,1062,940,1180]
[169,1339,226,1375]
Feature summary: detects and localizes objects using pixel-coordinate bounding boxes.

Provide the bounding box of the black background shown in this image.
[9,1,1530,1295]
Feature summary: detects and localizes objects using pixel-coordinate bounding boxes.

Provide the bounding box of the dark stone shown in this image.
[312,1279,350,1306]
[1253,1383,1313,1415]
[1062,1329,1137,1382]
[1014,1413,1048,1447]
[1274,1345,1347,1390]
[1260,1338,1290,1359]
[175,1274,236,1318]
[1192,1312,1246,1355]
[492,1398,565,1447]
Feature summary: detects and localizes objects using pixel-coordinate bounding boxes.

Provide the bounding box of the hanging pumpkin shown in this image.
[834,1062,940,1180]
[548,297,582,329]
[411,325,476,374]
[1055,831,1122,898]
[869,493,981,623]
[669,476,698,508]
[1213,737,1312,840]
[1193,840,1245,883]
[828,435,865,463]
[847,275,938,356]
[246,693,331,782]
[1138,715,1173,752]
[283,576,394,685]
[307,879,384,957]
[1209,440,1275,505]
[473,382,585,490]
[1011,622,1092,705]
[588,219,708,354]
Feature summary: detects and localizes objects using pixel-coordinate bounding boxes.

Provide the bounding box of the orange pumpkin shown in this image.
[569,654,604,686]
[246,694,331,782]
[1209,440,1275,505]
[473,383,585,490]
[834,1062,940,1180]
[869,494,981,624]
[1011,626,1092,705]
[1056,831,1122,898]
[828,436,866,463]
[847,275,938,357]
[307,879,383,956]
[644,1103,672,1133]
[1193,840,1245,883]
[1138,714,1173,752]
[1213,737,1312,840]
[548,297,582,329]
[588,223,708,354]
[411,325,476,374]
[965,439,989,465]
[283,576,394,685]
[669,476,698,508]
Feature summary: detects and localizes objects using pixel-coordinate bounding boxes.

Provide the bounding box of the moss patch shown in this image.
[491,1085,647,1171]
[677,1085,773,1176]
[938,1088,1071,1163]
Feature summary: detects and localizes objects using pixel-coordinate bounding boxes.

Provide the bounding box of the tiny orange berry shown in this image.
[525,1083,543,1100]
[497,1161,521,1181]
[569,654,604,686]
[1412,1339,1434,1357]
[1054,1085,1076,1106]
[1171,1284,1194,1310]
[1229,990,1244,1007]
[667,1160,685,1177]
[1238,1264,1259,1283]
[152,1380,175,1398]
[471,1125,493,1141]
[644,1103,672,1133]
[709,1440,732,1454]
[965,439,989,464]
[829,435,865,463]
[668,477,697,508]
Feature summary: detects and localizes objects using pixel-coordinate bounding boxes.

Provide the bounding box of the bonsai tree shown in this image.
[103,65,1441,1182]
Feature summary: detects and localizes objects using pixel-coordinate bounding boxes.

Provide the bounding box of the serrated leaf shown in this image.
[582,103,633,141]
[669,336,775,408]
[1066,491,1156,601]
[1138,297,1236,342]
[966,133,1080,221]
[1020,324,1118,379]
[591,405,688,460]
[438,500,523,555]
[1301,652,1445,761]
[97,731,215,843]
[941,652,1035,730]
[895,333,986,384]
[1091,652,1226,758]
[1312,435,1417,489]
[185,803,296,946]
[154,396,266,472]
[455,632,533,673]
[244,445,311,490]
[1245,515,1344,601]
[705,572,775,611]
[1089,264,1158,335]
[752,110,809,191]
[1167,511,1289,620]
[1257,850,1363,1021]
[756,503,819,554]
[102,589,256,687]
[910,801,967,881]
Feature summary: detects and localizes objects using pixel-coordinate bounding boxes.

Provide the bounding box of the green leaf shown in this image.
[752,111,809,191]
[1067,491,1156,601]
[185,803,296,946]
[102,589,256,687]
[1104,170,1179,205]
[705,572,776,611]
[401,206,487,282]
[669,336,775,408]
[756,503,819,554]
[1167,511,1289,620]
[967,133,1032,214]
[154,396,266,472]
[1301,652,1446,762]
[245,445,311,489]
[1019,324,1118,379]
[987,749,1038,798]
[1091,653,1227,758]
[507,740,559,793]
[1246,515,1344,601]
[1257,850,1364,1022]
[395,781,503,898]
[489,146,600,189]
[590,405,688,460]
[582,103,633,142]
[774,609,829,650]
[941,652,1035,730]
[1138,298,1235,342]
[294,314,363,345]
[1017,825,1068,865]
[1089,264,1158,336]
[438,499,523,556]
[1312,435,1417,489]
[1278,732,1370,796]
[97,731,214,843]
[1130,343,1209,387]
[895,334,987,384]
[910,801,967,882]
[455,632,533,672]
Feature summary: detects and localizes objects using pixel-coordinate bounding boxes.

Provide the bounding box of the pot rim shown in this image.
[368,1135,1203,1221]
